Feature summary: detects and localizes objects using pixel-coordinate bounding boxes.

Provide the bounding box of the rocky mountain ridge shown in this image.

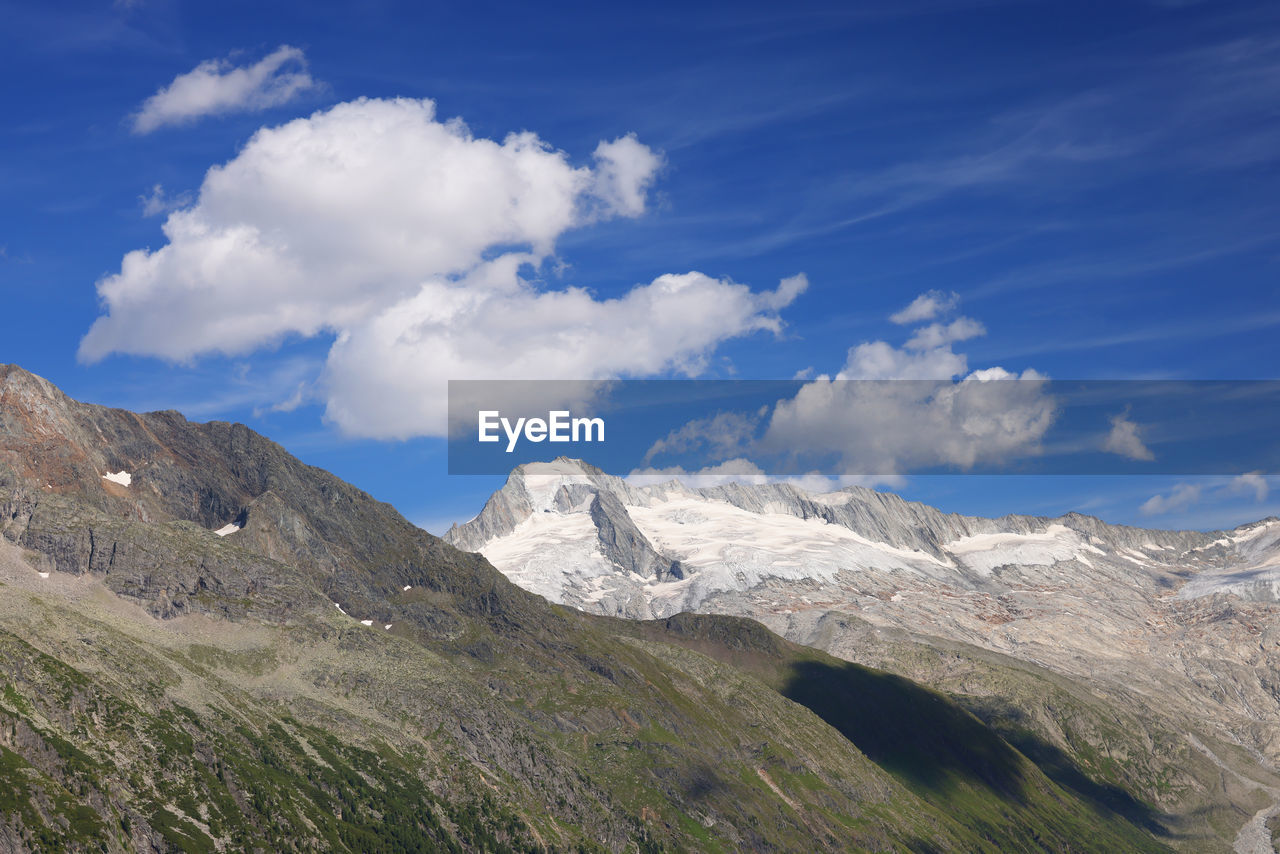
[446,458,1277,616]
[0,365,1192,852]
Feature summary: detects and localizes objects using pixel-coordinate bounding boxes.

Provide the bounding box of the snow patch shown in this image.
[360,619,373,626]
[945,525,1084,574]
[214,523,240,537]
[1233,519,1280,544]
[483,512,613,602]
[102,471,132,487]
[37,571,49,579]
[478,488,969,614]
[519,461,596,511]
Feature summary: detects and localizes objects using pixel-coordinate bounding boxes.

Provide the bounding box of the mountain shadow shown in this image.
[633,611,1172,853]
[781,658,1030,801]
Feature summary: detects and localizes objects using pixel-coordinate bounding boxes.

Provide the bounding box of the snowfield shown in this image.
[453,462,1280,616]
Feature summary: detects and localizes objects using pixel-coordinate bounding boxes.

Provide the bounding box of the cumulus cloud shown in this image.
[1140,483,1201,516]
[762,365,1054,474]
[838,339,967,381]
[325,264,804,438]
[132,45,316,133]
[84,97,802,438]
[637,298,1055,476]
[768,287,1054,474]
[589,135,663,218]
[889,289,959,325]
[1102,412,1156,461]
[84,98,658,362]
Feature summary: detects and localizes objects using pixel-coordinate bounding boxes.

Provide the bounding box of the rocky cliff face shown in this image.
[0,363,540,631]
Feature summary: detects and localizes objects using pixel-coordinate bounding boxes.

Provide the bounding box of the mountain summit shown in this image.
[447,457,1280,618]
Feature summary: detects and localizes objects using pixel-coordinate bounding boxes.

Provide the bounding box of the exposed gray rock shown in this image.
[589,490,680,581]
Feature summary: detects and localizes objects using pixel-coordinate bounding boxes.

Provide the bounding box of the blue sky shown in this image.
[2,0,1277,532]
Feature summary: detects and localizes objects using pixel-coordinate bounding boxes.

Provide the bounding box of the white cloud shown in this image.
[139,184,166,216]
[1102,412,1155,461]
[640,409,765,465]
[889,289,959,325]
[589,135,663,217]
[325,264,804,438]
[837,339,967,380]
[86,98,651,358]
[132,45,316,134]
[762,364,1054,474]
[1229,472,1269,502]
[633,296,1054,477]
[254,380,311,417]
[138,183,192,217]
[763,296,1053,473]
[85,96,805,439]
[1136,475,1272,521]
[904,316,985,350]
[1140,483,1201,516]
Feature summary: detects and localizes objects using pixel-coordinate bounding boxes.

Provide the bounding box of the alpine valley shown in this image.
[0,363,1274,853]
[447,460,1280,853]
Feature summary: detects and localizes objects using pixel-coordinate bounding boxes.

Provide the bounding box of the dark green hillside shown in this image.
[628,612,1170,853]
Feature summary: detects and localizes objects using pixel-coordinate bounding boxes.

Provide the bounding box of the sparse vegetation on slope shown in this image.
[0,365,1187,851]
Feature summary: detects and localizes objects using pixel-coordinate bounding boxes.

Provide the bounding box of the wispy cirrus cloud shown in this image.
[138,183,191,217]
[132,45,317,133]
[904,316,985,351]
[1140,473,1273,518]
[1229,472,1269,503]
[1140,482,1202,516]
[747,33,1280,265]
[889,289,958,324]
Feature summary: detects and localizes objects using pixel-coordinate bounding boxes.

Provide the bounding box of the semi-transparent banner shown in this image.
[447,379,1280,476]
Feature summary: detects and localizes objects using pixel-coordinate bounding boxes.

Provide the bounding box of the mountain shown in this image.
[448,458,1280,853]
[0,364,1182,852]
